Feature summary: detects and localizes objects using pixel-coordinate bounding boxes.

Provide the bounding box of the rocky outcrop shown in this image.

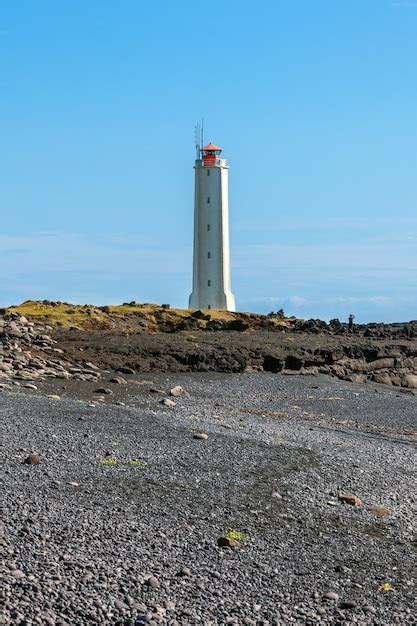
[2,304,416,391]
[0,313,102,389]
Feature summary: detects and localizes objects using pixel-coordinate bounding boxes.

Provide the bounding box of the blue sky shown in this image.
[1,0,416,322]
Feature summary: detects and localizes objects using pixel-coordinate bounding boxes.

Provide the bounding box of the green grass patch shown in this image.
[225,528,248,541]
[100,454,117,466]
[129,459,145,468]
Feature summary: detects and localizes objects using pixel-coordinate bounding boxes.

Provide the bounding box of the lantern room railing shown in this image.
[195,158,228,167]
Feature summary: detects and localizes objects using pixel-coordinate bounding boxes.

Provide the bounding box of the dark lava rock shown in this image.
[226,319,250,332]
[109,377,127,385]
[23,453,41,465]
[285,354,304,370]
[217,537,241,549]
[263,354,284,373]
[191,310,211,321]
[340,600,357,610]
[116,366,136,375]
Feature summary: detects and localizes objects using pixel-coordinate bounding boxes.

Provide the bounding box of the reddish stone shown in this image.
[338,494,362,507]
[368,505,390,517]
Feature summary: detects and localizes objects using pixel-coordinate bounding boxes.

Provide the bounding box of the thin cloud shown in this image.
[0,248,28,256]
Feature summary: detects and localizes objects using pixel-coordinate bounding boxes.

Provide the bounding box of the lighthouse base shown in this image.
[188,290,236,312]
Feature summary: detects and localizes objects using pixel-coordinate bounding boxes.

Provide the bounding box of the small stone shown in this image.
[340,600,357,610]
[149,387,165,394]
[46,394,60,400]
[362,605,376,614]
[177,566,191,577]
[94,387,113,395]
[24,383,37,390]
[23,453,41,465]
[338,493,362,507]
[271,492,282,499]
[81,574,93,583]
[11,569,25,580]
[145,575,160,589]
[368,505,390,517]
[160,398,176,407]
[114,599,128,611]
[193,432,208,440]
[170,385,190,398]
[217,537,241,549]
[117,366,135,375]
[66,481,79,487]
[317,607,326,615]
[109,377,126,385]
[324,591,339,601]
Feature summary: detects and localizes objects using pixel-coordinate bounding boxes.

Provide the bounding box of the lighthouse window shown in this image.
[208,280,211,287]
[207,169,210,176]
[207,197,210,204]
[207,224,210,231]
[207,251,211,259]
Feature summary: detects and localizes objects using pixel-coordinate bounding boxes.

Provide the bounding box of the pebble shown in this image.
[109,377,126,385]
[116,366,135,375]
[46,394,61,400]
[94,388,113,395]
[145,576,160,589]
[160,398,176,407]
[324,591,339,601]
[217,537,241,549]
[11,569,25,580]
[23,453,41,465]
[176,566,191,577]
[193,432,208,440]
[114,599,129,610]
[340,600,357,610]
[170,385,190,398]
[338,494,362,507]
[367,505,390,517]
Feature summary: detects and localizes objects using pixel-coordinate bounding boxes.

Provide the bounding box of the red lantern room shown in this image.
[201,142,222,166]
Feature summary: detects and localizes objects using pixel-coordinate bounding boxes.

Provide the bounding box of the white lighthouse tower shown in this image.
[189,141,236,311]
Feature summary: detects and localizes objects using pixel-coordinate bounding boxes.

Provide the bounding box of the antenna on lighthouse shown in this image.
[194,121,201,159]
[201,117,204,152]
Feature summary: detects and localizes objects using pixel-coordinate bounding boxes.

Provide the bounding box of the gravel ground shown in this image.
[1,373,416,625]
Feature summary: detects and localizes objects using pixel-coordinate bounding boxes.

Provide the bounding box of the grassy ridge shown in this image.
[7,300,244,331]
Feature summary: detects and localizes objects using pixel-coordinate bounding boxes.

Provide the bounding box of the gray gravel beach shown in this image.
[2,373,416,625]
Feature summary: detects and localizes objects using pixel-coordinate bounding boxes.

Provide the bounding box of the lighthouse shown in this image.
[188,142,236,311]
